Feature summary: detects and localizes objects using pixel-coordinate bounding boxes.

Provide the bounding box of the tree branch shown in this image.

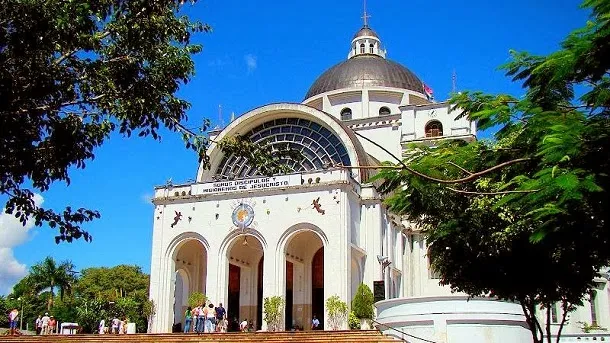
[446,187,539,195]
[446,161,473,175]
[351,129,531,184]
[19,94,106,114]
[556,300,570,343]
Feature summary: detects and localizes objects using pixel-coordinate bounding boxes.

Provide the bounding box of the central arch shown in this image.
[225,233,265,331]
[279,224,328,331]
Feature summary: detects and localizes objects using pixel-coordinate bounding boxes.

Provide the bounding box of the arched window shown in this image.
[379,106,391,116]
[360,44,365,54]
[340,107,352,121]
[369,44,374,53]
[425,120,443,137]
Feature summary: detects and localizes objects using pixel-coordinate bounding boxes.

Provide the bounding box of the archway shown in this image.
[226,234,264,330]
[172,239,207,330]
[284,230,324,330]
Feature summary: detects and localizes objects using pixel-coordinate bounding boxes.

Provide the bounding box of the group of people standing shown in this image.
[98,316,130,334]
[183,302,226,333]
[35,313,57,335]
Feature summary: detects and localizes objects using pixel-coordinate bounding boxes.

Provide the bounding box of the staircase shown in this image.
[0,330,400,343]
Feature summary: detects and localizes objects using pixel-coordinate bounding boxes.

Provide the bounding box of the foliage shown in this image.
[351,283,374,320]
[578,321,607,333]
[0,0,303,244]
[0,0,211,243]
[263,296,284,332]
[348,311,360,330]
[75,298,107,334]
[371,1,610,342]
[74,265,149,301]
[326,295,349,330]
[187,292,207,308]
[6,260,153,333]
[28,256,77,310]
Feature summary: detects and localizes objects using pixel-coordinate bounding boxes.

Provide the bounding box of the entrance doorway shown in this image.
[226,234,264,330]
[285,230,324,330]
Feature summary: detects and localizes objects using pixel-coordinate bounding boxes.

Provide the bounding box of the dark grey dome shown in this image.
[304,55,425,100]
[353,27,378,39]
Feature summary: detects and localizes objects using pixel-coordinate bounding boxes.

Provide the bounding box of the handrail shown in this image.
[370,318,439,343]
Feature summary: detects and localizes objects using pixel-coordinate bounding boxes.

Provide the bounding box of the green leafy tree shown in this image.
[263,296,284,332]
[351,283,374,320]
[371,1,610,342]
[187,292,207,308]
[326,295,348,330]
[0,0,300,244]
[75,298,107,334]
[74,265,149,301]
[29,256,76,311]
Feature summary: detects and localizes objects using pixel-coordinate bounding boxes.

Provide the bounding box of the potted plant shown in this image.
[263,296,284,331]
[351,283,374,329]
[326,295,349,330]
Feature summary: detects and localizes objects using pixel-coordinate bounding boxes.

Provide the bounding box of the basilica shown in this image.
[149,21,610,343]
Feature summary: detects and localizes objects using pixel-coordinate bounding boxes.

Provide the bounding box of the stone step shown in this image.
[0,330,398,343]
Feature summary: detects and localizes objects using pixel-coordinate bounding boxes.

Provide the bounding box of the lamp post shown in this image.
[17,297,24,331]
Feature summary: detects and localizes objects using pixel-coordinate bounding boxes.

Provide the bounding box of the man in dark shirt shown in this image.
[215,303,227,332]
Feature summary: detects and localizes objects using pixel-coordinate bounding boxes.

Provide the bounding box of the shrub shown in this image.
[263,296,284,331]
[187,292,207,308]
[326,295,348,330]
[351,283,374,319]
[348,311,360,330]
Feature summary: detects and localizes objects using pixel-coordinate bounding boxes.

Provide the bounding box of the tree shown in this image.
[74,265,149,301]
[29,256,76,311]
[263,296,284,332]
[326,295,349,330]
[371,1,609,342]
[0,0,298,244]
[351,283,374,320]
[187,292,207,308]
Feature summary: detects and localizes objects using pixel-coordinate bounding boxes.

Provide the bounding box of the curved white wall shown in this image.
[375,296,531,343]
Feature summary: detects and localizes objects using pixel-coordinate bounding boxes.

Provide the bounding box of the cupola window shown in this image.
[379,106,391,116]
[340,108,352,120]
[369,44,374,53]
[425,120,443,137]
[360,44,365,54]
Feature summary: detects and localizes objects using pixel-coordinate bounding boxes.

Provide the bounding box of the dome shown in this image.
[304,54,425,100]
[353,27,378,39]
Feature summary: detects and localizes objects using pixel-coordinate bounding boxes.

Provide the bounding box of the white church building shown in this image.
[148,21,610,342]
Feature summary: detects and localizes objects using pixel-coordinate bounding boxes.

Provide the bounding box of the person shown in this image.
[8,308,19,335]
[99,319,105,334]
[111,317,120,334]
[240,318,248,332]
[195,305,204,333]
[311,315,320,330]
[204,303,216,333]
[49,316,57,334]
[183,306,192,333]
[215,303,226,333]
[41,312,50,335]
[36,315,42,335]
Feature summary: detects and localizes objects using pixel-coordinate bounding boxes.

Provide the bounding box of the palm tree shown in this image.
[29,256,77,311]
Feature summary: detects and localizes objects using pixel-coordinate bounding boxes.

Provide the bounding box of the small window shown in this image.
[360,44,365,54]
[425,120,443,137]
[551,303,559,323]
[591,290,598,326]
[379,106,391,116]
[340,108,352,121]
[369,44,374,53]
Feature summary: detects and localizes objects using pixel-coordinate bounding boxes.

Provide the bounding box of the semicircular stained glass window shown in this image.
[215,118,352,180]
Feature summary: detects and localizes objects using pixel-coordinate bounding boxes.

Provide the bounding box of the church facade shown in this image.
[149,23,610,342]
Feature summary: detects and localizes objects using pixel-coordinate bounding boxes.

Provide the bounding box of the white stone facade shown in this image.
[148,23,610,342]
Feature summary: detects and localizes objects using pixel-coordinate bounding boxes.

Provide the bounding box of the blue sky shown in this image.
[0,0,590,293]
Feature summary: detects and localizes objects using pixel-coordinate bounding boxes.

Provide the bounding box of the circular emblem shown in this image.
[232,203,255,228]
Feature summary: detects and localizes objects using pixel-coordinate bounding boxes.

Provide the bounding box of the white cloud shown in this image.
[244,54,257,72]
[0,194,43,294]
